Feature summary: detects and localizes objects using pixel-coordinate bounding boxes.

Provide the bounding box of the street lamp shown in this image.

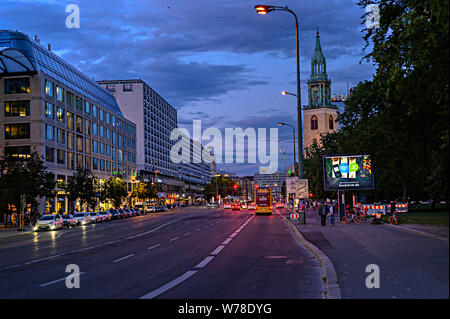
[277,122,297,177]
[281,90,297,97]
[255,4,304,178]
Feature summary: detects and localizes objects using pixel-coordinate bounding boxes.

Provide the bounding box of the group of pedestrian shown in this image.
[317,201,338,227]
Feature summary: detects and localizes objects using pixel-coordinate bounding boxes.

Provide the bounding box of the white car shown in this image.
[73,212,91,225]
[248,203,256,210]
[89,212,102,223]
[99,211,112,221]
[34,214,63,231]
[241,203,248,209]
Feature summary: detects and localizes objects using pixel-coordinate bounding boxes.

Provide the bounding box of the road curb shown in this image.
[280,212,341,299]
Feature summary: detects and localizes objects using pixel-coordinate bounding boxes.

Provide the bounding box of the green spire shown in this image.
[310,28,327,80]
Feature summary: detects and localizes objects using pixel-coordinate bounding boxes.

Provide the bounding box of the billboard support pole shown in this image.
[338,190,345,221]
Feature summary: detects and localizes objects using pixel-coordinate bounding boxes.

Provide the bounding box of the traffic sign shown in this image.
[290,213,299,220]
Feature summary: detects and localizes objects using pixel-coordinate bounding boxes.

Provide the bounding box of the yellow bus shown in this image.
[254,188,273,215]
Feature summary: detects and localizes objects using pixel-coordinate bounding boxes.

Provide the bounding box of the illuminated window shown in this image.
[45,80,54,97]
[56,107,65,123]
[5,101,30,117]
[67,92,74,107]
[5,78,30,94]
[56,86,64,102]
[67,112,74,130]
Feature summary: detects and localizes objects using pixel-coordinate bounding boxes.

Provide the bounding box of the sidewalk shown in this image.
[283,208,449,298]
[0,227,33,238]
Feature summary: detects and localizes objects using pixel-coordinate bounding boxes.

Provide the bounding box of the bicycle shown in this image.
[389,211,399,225]
[341,210,362,224]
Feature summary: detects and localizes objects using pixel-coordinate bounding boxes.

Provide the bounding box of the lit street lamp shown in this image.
[255,4,304,178]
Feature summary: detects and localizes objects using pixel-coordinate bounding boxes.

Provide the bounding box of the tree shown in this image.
[65,167,97,211]
[204,175,236,200]
[132,181,157,201]
[0,150,55,224]
[103,177,128,208]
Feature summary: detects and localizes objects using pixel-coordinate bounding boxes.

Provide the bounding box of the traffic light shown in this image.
[309,192,314,198]
[254,184,259,189]
[233,184,238,190]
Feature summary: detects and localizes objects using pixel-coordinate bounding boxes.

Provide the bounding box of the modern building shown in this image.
[303,29,338,151]
[238,176,255,202]
[0,30,137,214]
[254,172,285,201]
[97,79,185,195]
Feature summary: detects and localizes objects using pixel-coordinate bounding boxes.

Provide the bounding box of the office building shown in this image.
[0,31,137,214]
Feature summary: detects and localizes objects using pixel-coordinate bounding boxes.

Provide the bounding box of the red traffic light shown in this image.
[254,184,259,189]
[233,184,238,190]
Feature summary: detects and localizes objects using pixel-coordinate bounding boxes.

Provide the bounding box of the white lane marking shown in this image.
[2,217,183,270]
[147,244,161,250]
[229,232,239,238]
[195,228,201,232]
[195,256,215,268]
[169,237,179,242]
[222,238,232,245]
[210,245,225,255]
[139,271,197,299]
[113,254,135,263]
[39,272,85,287]
[184,232,191,236]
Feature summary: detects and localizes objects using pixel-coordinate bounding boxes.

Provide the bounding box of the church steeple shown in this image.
[310,28,327,80]
[306,28,333,109]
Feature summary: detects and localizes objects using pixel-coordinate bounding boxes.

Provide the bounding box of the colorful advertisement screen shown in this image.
[323,154,374,191]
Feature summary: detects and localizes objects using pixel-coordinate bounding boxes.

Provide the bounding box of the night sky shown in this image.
[0,0,375,176]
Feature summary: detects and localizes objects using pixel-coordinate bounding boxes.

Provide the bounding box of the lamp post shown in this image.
[277,122,297,177]
[255,5,304,178]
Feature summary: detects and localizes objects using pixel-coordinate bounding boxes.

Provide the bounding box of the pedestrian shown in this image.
[328,202,336,226]
[320,203,327,226]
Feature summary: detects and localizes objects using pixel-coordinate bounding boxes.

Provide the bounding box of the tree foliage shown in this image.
[65,167,97,211]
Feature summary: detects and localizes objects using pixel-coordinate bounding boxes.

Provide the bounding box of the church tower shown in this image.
[303,29,338,152]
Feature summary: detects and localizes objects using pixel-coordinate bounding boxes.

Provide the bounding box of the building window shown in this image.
[4,123,30,139]
[56,107,65,123]
[45,147,55,162]
[92,105,97,118]
[56,86,64,102]
[85,119,91,136]
[76,116,83,133]
[85,138,91,154]
[111,115,115,127]
[57,128,65,144]
[105,112,110,124]
[93,140,98,153]
[5,78,30,94]
[76,135,83,152]
[100,159,105,171]
[67,152,74,170]
[85,156,91,170]
[67,132,74,150]
[93,158,98,170]
[67,92,74,107]
[106,85,115,92]
[45,124,54,140]
[329,115,334,130]
[56,175,65,188]
[67,111,74,130]
[76,96,82,111]
[84,101,90,114]
[45,80,54,97]
[99,142,104,154]
[45,102,54,119]
[99,125,104,138]
[311,115,318,130]
[5,101,30,117]
[92,122,97,136]
[4,146,30,159]
[99,109,104,122]
[123,84,133,92]
[77,154,83,169]
[57,149,65,164]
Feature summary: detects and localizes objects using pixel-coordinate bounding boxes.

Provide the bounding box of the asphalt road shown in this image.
[0,207,323,299]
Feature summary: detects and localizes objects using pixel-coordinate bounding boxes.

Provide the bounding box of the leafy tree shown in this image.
[204,175,236,200]
[103,176,128,208]
[65,167,97,211]
[0,150,55,224]
[132,181,157,201]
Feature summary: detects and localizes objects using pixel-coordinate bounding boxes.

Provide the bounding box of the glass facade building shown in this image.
[0,31,137,214]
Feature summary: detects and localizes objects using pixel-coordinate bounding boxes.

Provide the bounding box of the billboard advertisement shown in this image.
[323,154,374,191]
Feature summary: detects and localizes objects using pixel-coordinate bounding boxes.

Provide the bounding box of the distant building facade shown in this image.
[254,172,285,201]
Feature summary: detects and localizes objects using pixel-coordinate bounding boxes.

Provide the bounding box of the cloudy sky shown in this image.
[0,0,375,176]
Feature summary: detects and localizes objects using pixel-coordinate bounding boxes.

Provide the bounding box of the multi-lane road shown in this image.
[0,207,323,298]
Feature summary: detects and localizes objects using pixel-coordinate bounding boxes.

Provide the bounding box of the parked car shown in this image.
[73,212,91,225]
[119,209,128,218]
[34,214,63,231]
[146,206,156,213]
[207,202,218,208]
[248,203,256,210]
[99,211,112,221]
[89,212,102,223]
[61,214,77,228]
[109,209,121,219]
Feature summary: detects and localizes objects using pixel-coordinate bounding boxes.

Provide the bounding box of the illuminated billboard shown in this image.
[323,154,374,191]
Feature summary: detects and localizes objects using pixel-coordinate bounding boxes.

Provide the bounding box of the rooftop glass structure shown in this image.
[0,30,123,117]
